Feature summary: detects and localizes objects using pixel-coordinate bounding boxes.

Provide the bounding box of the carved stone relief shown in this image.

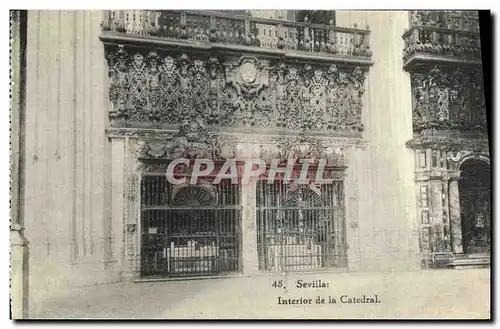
[406,136,489,152]
[409,10,479,32]
[136,119,240,160]
[411,66,487,133]
[135,122,348,168]
[105,45,367,133]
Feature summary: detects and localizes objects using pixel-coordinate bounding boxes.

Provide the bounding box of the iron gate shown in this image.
[140,174,242,278]
[256,180,347,272]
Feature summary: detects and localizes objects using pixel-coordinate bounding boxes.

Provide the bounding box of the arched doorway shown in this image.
[458,159,491,255]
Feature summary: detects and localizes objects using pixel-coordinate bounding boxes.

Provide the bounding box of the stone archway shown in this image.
[458,158,491,255]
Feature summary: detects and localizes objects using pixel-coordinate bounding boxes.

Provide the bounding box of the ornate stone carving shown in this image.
[105,127,177,139]
[406,137,489,152]
[403,11,481,64]
[409,11,479,32]
[446,150,490,172]
[104,45,367,133]
[138,119,242,160]
[258,134,348,167]
[411,66,487,133]
[137,162,170,173]
[225,57,270,127]
[272,62,365,132]
[139,119,216,160]
[126,223,136,234]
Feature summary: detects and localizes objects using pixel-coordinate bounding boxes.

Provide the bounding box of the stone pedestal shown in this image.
[449,178,464,254]
[10,228,29,319]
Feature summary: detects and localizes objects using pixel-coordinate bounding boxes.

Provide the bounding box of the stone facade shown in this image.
[403,10,489,266]
[11,10,489,317]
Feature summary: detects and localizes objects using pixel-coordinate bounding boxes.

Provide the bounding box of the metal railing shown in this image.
[256,179,348,272]
[101,10,372,57]
[140,174,242,278]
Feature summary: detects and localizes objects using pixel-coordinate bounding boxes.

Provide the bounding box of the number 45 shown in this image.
[272,280,283,288]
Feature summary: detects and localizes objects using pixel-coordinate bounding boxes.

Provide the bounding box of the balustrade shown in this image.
[403,26,481,62]
[403,10,481,65]
[409,10,479,32]
[101,10,372,58]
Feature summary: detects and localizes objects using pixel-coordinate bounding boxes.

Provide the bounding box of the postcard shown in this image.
[9,9,491,320]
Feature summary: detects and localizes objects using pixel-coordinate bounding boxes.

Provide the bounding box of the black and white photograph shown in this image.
[8,7,492,320]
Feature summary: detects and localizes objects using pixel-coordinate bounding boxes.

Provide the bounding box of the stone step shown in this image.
[448,255,490,269]
[454,251,489,257]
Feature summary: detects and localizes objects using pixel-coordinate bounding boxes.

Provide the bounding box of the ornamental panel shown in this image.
[411,66,486,133]
[104,45,367,134]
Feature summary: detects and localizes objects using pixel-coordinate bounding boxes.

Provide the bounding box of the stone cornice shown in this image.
[106,127,368,149]
[100,32,374,69]
[403,53,483,72]
[406,136,490,152]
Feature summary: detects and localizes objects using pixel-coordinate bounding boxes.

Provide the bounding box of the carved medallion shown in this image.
[240,61,257,83]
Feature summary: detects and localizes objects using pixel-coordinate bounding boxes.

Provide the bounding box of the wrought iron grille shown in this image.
[140,174,242,278]
[256,179,347,272]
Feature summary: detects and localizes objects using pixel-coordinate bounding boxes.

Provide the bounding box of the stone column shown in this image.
[449,178,463,254]
[241,180,260,275]
[123,139,141,280]
[430,180,444,250]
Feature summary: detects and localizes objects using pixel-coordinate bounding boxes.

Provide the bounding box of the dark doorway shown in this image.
[458,159,491,254]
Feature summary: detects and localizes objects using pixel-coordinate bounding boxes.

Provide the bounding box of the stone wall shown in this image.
[337,11,419,270]
[23,11,121,313]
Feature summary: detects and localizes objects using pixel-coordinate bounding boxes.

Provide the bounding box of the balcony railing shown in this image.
[403,26,482,62]
[409,10,480,32]
[403,11,482,68]
[101,10,372,58]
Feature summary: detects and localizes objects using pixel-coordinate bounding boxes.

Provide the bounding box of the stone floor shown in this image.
[29,268,491,319]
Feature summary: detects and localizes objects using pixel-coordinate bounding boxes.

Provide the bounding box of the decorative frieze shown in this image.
[406,136,489,152]
[105,45,367,133]
[410,66,487,133]
[266,134,348,167]
[133,120,349,169]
